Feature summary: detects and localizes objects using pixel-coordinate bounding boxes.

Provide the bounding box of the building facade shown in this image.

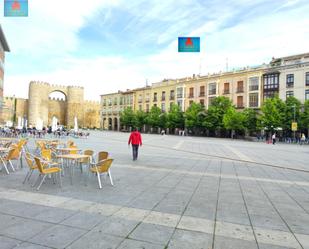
[2,81,100,129]
[0,25,10,124]
[100,52,309,130]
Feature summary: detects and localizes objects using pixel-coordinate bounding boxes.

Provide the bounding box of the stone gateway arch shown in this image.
[28,81,85,128]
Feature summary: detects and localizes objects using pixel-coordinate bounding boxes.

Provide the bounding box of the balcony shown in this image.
[236,104,244,109]
[153,98,157,102]
[286,83,294,88]
[199,92,205,97]
[188,94,194,98]
[177,94,183,98]
[138,99,142,103]
[249,85,259,91]
[236,87,244,93]
[223,89,230,94]
[170,95,175,100]
[208,90,216,95]
[145,99,150,102]
[161,97,166,101]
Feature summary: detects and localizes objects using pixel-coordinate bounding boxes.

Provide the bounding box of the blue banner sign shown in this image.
[178,37,200,52]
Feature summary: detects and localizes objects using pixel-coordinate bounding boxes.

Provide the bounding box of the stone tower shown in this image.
[66,86,84,128]
[28,81,85,128]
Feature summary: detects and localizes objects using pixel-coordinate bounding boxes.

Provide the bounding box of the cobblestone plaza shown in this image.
[0,132,309,249]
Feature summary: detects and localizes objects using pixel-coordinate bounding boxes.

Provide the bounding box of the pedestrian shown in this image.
[272,133,276,145]
[128,128,142,161]
[300,133,306,145]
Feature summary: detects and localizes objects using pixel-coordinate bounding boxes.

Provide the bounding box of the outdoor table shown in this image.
[0,147,9,152]
[56,154,90,184]
[56,148,81,154]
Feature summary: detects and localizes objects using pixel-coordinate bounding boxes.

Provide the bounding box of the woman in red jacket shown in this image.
[128,128,142,160]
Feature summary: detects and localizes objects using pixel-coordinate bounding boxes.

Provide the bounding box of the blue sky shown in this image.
[1,0,309,100]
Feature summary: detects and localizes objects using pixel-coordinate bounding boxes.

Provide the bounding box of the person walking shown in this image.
[272,133,276,145]
[128,128,142,161]
[300,133,306,145]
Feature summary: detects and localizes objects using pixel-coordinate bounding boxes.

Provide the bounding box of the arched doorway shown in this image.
[114,117,118,131]
[48,91,67,127]
[108,118,112,130]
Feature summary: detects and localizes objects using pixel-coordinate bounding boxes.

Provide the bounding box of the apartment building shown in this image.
[101,52,309,130]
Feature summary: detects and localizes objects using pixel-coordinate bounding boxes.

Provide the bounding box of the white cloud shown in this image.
[2,0,309,102]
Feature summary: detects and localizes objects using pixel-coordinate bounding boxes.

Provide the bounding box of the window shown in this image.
[189,100,193,106]
[113,97,118,105]
[108,98,112,106]
[119,97,124,105]
[153,92,157,102]
[145,93,150,102]
[169,102,174,110]
[263,73,279,90]
[237,81,244,93]
[263,91,277,100]
[263,73,279,99]
[154,103,157,107]
[306,72,309,86]
[286,91,294,98]
[237,96,244,108]
[177,100,183,110]
[223,83,230,94]
[199,86,205,97]
[138,94,142,103]
[286,74,294,88]
[103,99,106,106]
[249,77,259,91]
[208,83,216,95]
[189,87,194,98]
[249,93,259,107]
[208,97,215,106]
[200,99,205,106]
[162,91,166,101]
[177,88,183,98]
[170,90,175,100]
[146,104,149,112]
[161,103,166,112]
[306,90,309,100]
[139,105,142,111]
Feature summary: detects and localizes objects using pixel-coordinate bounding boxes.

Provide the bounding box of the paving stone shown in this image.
[129,223,174,245]
[168,229,212,249]
[1,219,50,241]
[94,216,140,237]
[0,235,20,249]
[214,235,258,249]
[66,231,124,249]
[60,211,104,230]
[12,242,52,249]
[33,206,76,223]
[29,224,87,248]
[117,238,163,249]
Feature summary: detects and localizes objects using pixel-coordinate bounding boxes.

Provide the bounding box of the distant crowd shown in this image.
[0,127,90,139]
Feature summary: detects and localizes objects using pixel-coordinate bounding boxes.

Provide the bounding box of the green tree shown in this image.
[243,108,259,134]
[167,103,184,130]
[135,110,148,130]
[184,102,205,134]
[120,107,136,129]
[301,100,309,136]
[284,96,301,133]
[159,112,168,129]
[260,96,285,133]
[146,106,162,129]
[223,107,245,137]
[203,96,232,134]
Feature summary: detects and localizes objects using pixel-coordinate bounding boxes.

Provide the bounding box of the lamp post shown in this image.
[292,104,296,140]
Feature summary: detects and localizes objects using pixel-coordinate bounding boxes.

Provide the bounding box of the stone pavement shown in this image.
[0,131,309,249]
